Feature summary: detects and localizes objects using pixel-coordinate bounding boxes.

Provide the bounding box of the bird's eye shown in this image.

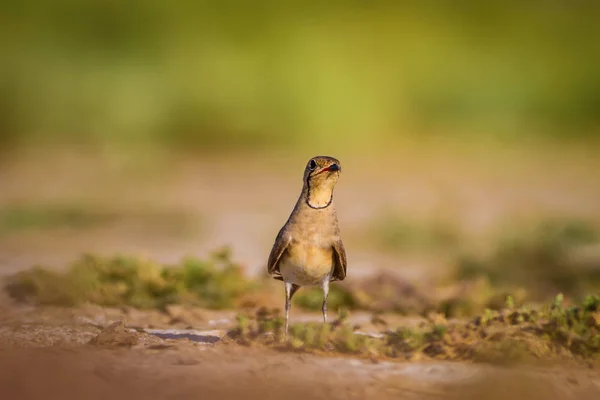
[308,159,317,170]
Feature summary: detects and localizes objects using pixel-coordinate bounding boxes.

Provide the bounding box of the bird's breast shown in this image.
[279,240,334,286]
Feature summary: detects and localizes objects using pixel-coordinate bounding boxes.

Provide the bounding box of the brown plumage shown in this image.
[267,156,347,334]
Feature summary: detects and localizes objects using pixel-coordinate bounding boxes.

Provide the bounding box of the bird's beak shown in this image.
[325,163,340,172]
[314,163,341,176]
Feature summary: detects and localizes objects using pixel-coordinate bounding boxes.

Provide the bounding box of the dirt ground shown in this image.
[2,303,600,400]
[2,344,600,400]
[1,145,600,399]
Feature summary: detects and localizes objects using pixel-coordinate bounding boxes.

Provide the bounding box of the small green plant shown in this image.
[505,295,515,309]
[583,295,600,312]
[552,293,564,308]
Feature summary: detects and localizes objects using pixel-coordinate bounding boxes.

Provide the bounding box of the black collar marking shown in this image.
[305,177,333,210]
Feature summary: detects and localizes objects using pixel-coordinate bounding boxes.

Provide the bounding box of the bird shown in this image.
[267,155,347,335]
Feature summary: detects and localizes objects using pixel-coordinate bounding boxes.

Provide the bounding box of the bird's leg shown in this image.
[322,279,330,324]
[285,281,293,337]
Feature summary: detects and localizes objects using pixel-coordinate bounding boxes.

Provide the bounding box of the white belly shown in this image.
[279,243,333,286]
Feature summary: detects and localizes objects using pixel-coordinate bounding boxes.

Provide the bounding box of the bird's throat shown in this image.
[306,182,334,209]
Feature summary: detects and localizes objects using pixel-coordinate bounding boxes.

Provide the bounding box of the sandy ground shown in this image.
[1,144,600,399]
[3,344,600,400]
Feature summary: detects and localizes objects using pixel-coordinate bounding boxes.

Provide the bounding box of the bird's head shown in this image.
[303,156,341,209]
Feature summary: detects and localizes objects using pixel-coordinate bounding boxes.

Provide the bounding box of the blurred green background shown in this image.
[1,1,599,153]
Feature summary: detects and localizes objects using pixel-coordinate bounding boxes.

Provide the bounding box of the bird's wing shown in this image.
[267,227,291,276]
[331,239,347,281]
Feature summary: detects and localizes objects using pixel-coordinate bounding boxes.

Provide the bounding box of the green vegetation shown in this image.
[5,218,600,319]
[5,248,255,309]
[456,219,600,299]
[228,294,600,364]
[1,2,599,152]
[363,217,600,317]
[1,250,458,315]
